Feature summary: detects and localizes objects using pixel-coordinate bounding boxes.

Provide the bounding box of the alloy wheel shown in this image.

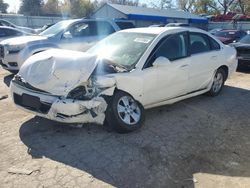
[117,96,141,125]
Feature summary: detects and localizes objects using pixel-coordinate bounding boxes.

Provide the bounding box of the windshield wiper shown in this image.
[103,59,128,72]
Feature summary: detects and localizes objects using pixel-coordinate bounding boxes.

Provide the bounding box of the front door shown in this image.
[142,32,190,106]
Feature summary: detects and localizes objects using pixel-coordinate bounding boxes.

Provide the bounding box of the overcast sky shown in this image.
[5,0,177,13]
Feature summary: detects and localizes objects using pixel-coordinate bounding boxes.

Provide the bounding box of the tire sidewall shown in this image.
[210,68,226,96]
[106,91,145,133]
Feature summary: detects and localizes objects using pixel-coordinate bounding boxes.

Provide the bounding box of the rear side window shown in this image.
[189,33,210,54]
[209,37,220,50]
[95,21,115,35]
[115,21,135,30]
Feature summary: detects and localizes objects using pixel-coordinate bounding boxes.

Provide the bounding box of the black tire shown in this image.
[207,68,226,97]
[105,91,145,133]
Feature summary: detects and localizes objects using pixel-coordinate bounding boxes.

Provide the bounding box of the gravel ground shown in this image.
[0,67,250,188]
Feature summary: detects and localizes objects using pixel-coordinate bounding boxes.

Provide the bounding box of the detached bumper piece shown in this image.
[13,93,52,114]
[0,45,4,58]
[0,59,7,68]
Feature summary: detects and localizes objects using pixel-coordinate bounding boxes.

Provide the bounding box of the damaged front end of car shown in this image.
[55,76,116,124]
[10,49,119,124]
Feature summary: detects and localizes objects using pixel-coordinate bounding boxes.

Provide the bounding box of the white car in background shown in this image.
[0,18,135,73]
[0,26,30,42]
[10,27,237,133]
[0,19,37,34]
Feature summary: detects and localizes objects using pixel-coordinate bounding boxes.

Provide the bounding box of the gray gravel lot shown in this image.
[0,67,250,188]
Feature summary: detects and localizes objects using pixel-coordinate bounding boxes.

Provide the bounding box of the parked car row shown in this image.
[212,29,247,44]
[209,28,250,68]
[231,35,250,69]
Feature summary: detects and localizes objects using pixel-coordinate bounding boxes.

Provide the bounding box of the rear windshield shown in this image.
[214,31,237,38]
[239,34,250,44]
[115,21,135,30]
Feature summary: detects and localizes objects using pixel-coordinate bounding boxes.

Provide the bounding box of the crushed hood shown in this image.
[19,49,99,96]
[0,35,47,45]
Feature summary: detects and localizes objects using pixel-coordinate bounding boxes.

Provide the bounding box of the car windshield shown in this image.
[87,32,156,70]
[214,31,237,38]
[239,34,250,44]
[40,20,76,37]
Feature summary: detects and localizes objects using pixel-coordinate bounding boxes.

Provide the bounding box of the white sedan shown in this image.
[10,27,237,133]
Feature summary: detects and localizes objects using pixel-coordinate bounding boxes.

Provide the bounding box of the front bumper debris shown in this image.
[10,81,109,124]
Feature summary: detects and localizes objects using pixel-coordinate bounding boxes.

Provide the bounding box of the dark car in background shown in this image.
[231,34,250,69]
[214,29,247,44]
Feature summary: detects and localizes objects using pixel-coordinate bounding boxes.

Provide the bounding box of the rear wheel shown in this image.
[207,68,226,96]
[105,91,145,133]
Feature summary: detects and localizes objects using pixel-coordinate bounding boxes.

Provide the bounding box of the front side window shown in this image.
[69,21,115,37]
[146,32,188,67]
[69,22,94,37]
[190,33,210,54]
[40,20,75,37]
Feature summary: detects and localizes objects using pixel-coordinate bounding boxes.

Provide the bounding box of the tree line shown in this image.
[1,0,250,17]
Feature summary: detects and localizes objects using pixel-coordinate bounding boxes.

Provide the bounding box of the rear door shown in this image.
[187,32,222,92]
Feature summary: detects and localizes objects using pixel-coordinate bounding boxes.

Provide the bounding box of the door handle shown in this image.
[211,56,217,59]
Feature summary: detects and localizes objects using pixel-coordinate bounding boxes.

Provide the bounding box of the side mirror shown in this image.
[63,31,72,39]
[153,56,171,67]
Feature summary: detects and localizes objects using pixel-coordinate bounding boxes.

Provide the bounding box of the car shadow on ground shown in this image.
[3,73,14,87]
[19,85,250,188]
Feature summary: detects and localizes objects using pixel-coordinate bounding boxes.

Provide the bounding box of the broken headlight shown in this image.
[67,86,87,100]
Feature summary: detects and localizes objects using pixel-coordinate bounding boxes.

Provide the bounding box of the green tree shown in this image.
[194,0,220,14]
[19,0,44,16]
[149,0,173,9]
[42,0,60,15]
[234,0,250,15]
[216,0,235,14]
[0,0,9,13]
[69,0,94,18]
[178,0,196,12]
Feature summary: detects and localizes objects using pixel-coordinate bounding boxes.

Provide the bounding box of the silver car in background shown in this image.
[0,18,134,73]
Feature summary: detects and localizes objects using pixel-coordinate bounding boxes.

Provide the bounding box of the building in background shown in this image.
[92,3,208,29]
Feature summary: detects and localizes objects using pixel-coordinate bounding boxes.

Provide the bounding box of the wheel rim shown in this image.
[212,72,223,93]
[117,96,141,125]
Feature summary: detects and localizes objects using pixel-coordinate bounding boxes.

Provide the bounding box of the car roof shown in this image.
[221,29,241,32]
[120,26,206,35]
[0,26,24,32]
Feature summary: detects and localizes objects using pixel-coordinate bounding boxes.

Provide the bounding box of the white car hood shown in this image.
[0,35,47,45]
[19,49,99,96]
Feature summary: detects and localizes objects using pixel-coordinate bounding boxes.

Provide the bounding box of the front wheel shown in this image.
[105,91,145,133]
[207,68,226,97]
